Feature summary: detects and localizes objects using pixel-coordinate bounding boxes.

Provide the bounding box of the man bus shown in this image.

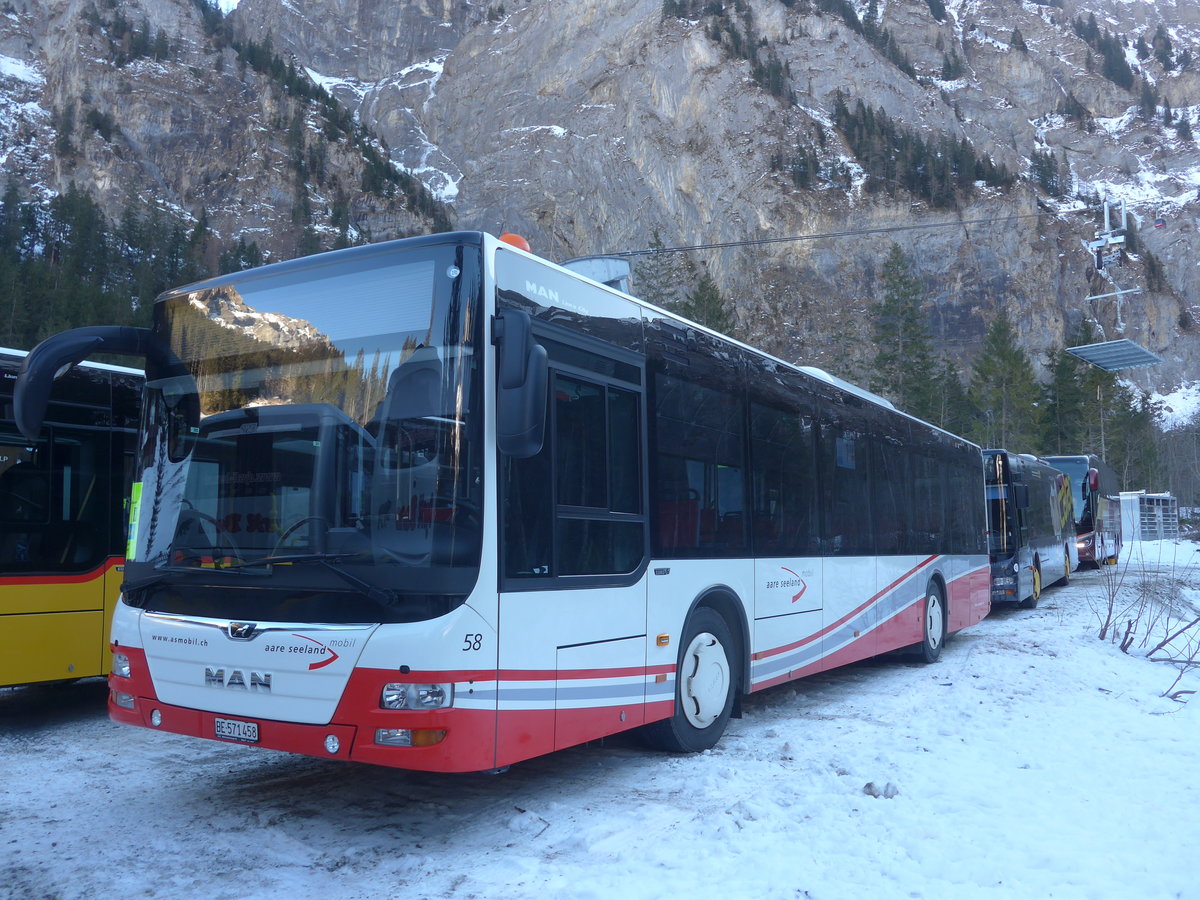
[13,232,990,771]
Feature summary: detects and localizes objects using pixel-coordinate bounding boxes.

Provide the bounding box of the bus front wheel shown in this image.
[919,581,947,663]
[1055,546,1071,587]
[643,606,737,753]
[1021,561,1042,609]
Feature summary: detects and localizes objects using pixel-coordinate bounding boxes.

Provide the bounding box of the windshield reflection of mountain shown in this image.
[121,241,483,623]
[170,348,480,572]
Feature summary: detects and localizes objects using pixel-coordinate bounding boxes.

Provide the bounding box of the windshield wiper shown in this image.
[120,563,270,603]
[215,552,362,570]
[218,553,399,605]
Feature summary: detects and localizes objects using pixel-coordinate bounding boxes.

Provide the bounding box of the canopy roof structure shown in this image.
[1065,339,1162,371]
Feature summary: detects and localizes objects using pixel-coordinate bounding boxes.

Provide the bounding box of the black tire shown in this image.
[1020,560,1042,609]
[642,606,738,753]
[919,580,947,663]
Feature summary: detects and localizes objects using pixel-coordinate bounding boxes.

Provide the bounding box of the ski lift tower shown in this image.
[1070,195,1162,456]
[1083,196,1130,273]
[1082,196,1143,303]
[1080,196,1144,341]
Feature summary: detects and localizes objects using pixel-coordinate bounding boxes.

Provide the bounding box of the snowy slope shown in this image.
[1,543,1197,900]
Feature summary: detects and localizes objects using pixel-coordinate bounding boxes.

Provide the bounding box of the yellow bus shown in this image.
[1,347,141,686]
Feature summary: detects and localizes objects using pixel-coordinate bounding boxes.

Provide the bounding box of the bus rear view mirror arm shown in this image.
[15,325,191,440]
[493,309,547,458]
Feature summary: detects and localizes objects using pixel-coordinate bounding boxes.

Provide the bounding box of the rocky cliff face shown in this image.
[0,0,446,263]
[3,0,1200,393]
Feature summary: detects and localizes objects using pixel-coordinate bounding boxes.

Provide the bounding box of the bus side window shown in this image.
[748,401,817,557]
[553,374,644,576]
[911,452,944,554]
[0,430,109,571]
[501,369,645,580]
[818,413,873,557]
[0,444,45,566]
[650,370,746,558]
[0,452,46,523]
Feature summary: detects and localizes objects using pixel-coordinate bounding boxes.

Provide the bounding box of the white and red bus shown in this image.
[1041,454,1123,567]
[14,231,990,772]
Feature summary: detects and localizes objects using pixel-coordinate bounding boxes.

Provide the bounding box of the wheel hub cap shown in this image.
[682,632,730,728]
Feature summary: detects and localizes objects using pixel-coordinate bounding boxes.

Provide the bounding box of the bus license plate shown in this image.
[214,717,259,743]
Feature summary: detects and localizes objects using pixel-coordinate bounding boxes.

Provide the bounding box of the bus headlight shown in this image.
[112,652,131,679]
[380,683,454,710]
[375,728,448,747]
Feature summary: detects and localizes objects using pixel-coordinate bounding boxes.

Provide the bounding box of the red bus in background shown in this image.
[1042,454,1123,567]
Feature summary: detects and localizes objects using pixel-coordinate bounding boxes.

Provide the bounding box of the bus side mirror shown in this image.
[15,327,150,440]
[1013,484,1031,509]
[15,325,193,441]
[493,309,547,458]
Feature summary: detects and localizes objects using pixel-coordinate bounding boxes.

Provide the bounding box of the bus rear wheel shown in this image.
[919,581,946,663]
[643,606,737,753]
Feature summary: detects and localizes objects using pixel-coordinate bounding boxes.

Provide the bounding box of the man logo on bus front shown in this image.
[226,622,259,640]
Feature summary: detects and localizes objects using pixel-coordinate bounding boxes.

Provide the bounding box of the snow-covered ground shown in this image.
[2,543,1197,900]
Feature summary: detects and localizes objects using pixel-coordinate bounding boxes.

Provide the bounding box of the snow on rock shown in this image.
[1153,380,1200,430]
[0,53,41,84]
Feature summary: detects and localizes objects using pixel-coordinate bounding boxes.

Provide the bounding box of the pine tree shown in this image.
[1037,319,1153,466]
[1176,112,1193,142]
[929,355,972,435]
[966,308,1040,450]
[1106,385,1161,490]
[632,229,693,312]
[868,244,939,419]
[680,272,734,334]
[1139,81,1159,120]
[1040,343,1091,454]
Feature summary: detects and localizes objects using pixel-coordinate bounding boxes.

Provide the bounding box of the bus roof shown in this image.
[1,346,143,377]
[151,231,979,453]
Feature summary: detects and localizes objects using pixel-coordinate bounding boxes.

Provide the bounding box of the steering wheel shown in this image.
[0,488,45,516]
[272,515,328,553]
[173,508,242,562]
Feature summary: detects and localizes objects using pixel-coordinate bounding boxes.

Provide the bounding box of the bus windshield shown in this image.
[1045,457,1090,526]
[123,239,483,622]
[985,487,1016,555]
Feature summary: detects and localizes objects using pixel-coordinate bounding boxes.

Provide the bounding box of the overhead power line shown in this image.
[603,211,1051,257]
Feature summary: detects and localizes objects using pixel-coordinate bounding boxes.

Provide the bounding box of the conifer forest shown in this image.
[1,176,1194,513]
